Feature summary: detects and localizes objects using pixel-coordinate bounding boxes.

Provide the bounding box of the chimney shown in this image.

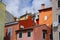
[41,4,45,9]
[14,17,17,21]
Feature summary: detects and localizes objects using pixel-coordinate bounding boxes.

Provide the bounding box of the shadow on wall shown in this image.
[4,32,10,40]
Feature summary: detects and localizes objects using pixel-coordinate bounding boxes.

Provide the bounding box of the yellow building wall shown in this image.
[20,15,28,20]
[0,2,6,40]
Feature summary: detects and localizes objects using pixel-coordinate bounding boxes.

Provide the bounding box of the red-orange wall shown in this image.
[16,24,51,40]
[4,16,34,40]
[39,8,52,28]
[4,23,19,40]
[33,25,51,40]
[19,16,34,28]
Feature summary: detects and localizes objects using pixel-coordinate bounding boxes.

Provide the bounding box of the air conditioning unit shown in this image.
[20,25,24,29]
[53,21,58,27]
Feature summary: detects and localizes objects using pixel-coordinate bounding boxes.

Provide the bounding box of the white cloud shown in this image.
[3,0,51,18]
[6,0,20,17]
[32,0,51,10]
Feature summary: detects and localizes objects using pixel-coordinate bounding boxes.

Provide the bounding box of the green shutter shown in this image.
[19,32,22,38]
[28,32,31,37]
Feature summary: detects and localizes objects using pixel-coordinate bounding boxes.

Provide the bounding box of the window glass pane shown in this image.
[43,32,45,39]
[7,27,12,36]
[44,16,48,20]
[43,30,47,39]
[58,15,60,23]
[50,34,53,40]
[27,31,31,37]
[58,0,60,7]
[19,32,22,38]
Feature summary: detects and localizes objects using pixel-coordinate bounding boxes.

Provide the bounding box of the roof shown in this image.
[20,13,32,18]
[16,24,51,33]
[5,21,18,26]
[16,27,33,33]
[6,11,14,17]
[5,11,15,23]
[38,7,52,12]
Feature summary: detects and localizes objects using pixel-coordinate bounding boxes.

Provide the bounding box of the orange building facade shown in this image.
[38,4,52,28]
[4,15,35,40]
[4,4,53,40]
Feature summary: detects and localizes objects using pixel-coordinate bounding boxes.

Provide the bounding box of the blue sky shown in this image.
[3,0,51,18]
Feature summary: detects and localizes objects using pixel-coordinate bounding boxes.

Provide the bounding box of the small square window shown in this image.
[27,31,31,37]
[44,16,48,20]
[19,32,22,38]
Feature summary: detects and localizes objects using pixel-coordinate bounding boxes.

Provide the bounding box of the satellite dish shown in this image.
[53,21,58,27]
[20,25,24,29]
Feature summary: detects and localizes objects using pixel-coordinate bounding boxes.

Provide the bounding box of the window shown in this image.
[43,30,47,39]
[7,27,12,36]
[50,33,53,40]
[59,32,60,40]
[27,31,31,37]
[58,15,60,23]
[44,16,48,20]
[19,32,22,38]
[43,32,45,39]
[58,0,60,7]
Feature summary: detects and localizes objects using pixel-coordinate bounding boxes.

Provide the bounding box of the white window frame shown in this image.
[44,16,48,20]
[7,27,12,36]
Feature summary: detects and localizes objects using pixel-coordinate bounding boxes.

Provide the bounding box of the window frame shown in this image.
[19,32,22,38]
[27,31,31,37]
[58,15,60,23]
[42,30,47,39]
[7,27,12,36]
